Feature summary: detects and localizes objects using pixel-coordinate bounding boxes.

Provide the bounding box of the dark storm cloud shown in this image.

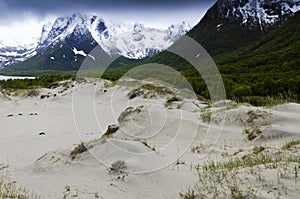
[0,0,216,26]
[0,0,215,15]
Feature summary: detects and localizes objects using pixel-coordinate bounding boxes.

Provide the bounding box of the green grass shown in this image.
[191,144,209,154]
[0,74,74,89]
[244,127,262,141]
[180,151,300,199]
[200,108,212,123]
[140,84,174,95]
[0,171,40,199]
[203,154,300,171]
[252,146,265,155]
[282,140,300,150]
[165,96,180,107]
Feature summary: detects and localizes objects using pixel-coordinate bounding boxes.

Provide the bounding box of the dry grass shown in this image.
[70,142,87,159]
[109,160,127,172]
[180,150,300,199]
[282,139,300,150]
[0,169,40,199]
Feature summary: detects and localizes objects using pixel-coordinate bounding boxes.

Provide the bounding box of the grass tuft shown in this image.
[282,139,300,150]
[70,142,87,159]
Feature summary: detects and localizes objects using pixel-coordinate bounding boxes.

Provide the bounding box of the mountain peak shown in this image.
[212,0,300,30]
[0,13,191,68]
[187,0,300,56]
[37,13,92,50]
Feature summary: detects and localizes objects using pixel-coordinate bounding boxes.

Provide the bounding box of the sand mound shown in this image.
[2,79,300,199]
[30,136,167,175]
[274,103,300,113]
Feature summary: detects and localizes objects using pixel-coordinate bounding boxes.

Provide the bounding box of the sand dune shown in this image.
[1,78,300,198]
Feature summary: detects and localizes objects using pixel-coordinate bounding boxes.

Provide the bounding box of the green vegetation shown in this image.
[191,144,210,154]
[244,127,262,141]
[253,146,265,155]
[282,139,300,150]
[246,109,269,124]
[213,11,300,102]
[140,83,174,95]
[179,188,196,199]
[180,152,300,198]
[0,171,40,199]
[200,108,212,123]
[1,13,299,106]
[0,75,73,89]
[165,96,180,107]
[202,154,300,170]
[102,12,300,105]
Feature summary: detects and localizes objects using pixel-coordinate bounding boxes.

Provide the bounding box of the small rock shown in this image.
[39,132,46,136]
[40,95,50,99]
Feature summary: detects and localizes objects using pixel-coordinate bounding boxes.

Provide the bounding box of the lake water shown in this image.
[0,75,35,81]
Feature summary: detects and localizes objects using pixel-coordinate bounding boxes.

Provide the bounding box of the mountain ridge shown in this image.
[189,0,300,55]
[98,7,300,99]
[0,13,190,69]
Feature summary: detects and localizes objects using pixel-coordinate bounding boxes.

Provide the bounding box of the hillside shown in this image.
[216,11,300,97]
[1,1,300,101]
[189,0,300,55]
[217,11,300,73]
[100,10,300,101]
[1,35,97,73]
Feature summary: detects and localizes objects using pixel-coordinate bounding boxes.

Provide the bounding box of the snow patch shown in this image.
[73,47,87,57]
[88,54,95,61]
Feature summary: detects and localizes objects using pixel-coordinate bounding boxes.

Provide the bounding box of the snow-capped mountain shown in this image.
[0,38,38,68]
[37,13,191,59]
[89,18,191,59]
[188,0,300,55]
[0,13,190,68]
[37,14,93,51]
[2,0,299,70]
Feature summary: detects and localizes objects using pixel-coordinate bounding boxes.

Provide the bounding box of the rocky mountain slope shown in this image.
[101,7,300,99]
[0,13,190,71]
[189,0,300,55]
[0,38,38,68]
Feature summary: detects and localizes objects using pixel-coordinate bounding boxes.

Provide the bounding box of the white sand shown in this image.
[0,78,300,198]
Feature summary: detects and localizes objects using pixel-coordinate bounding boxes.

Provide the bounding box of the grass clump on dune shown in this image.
[0,170,40,199]
[109,160,127,172]
[282,139,300,150]
[70,142,87,160]
[180,152,300,199]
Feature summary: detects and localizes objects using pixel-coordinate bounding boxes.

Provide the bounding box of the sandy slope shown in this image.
[0,78,300,198]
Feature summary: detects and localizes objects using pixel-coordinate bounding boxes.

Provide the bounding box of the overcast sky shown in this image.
[0,0,216,41]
